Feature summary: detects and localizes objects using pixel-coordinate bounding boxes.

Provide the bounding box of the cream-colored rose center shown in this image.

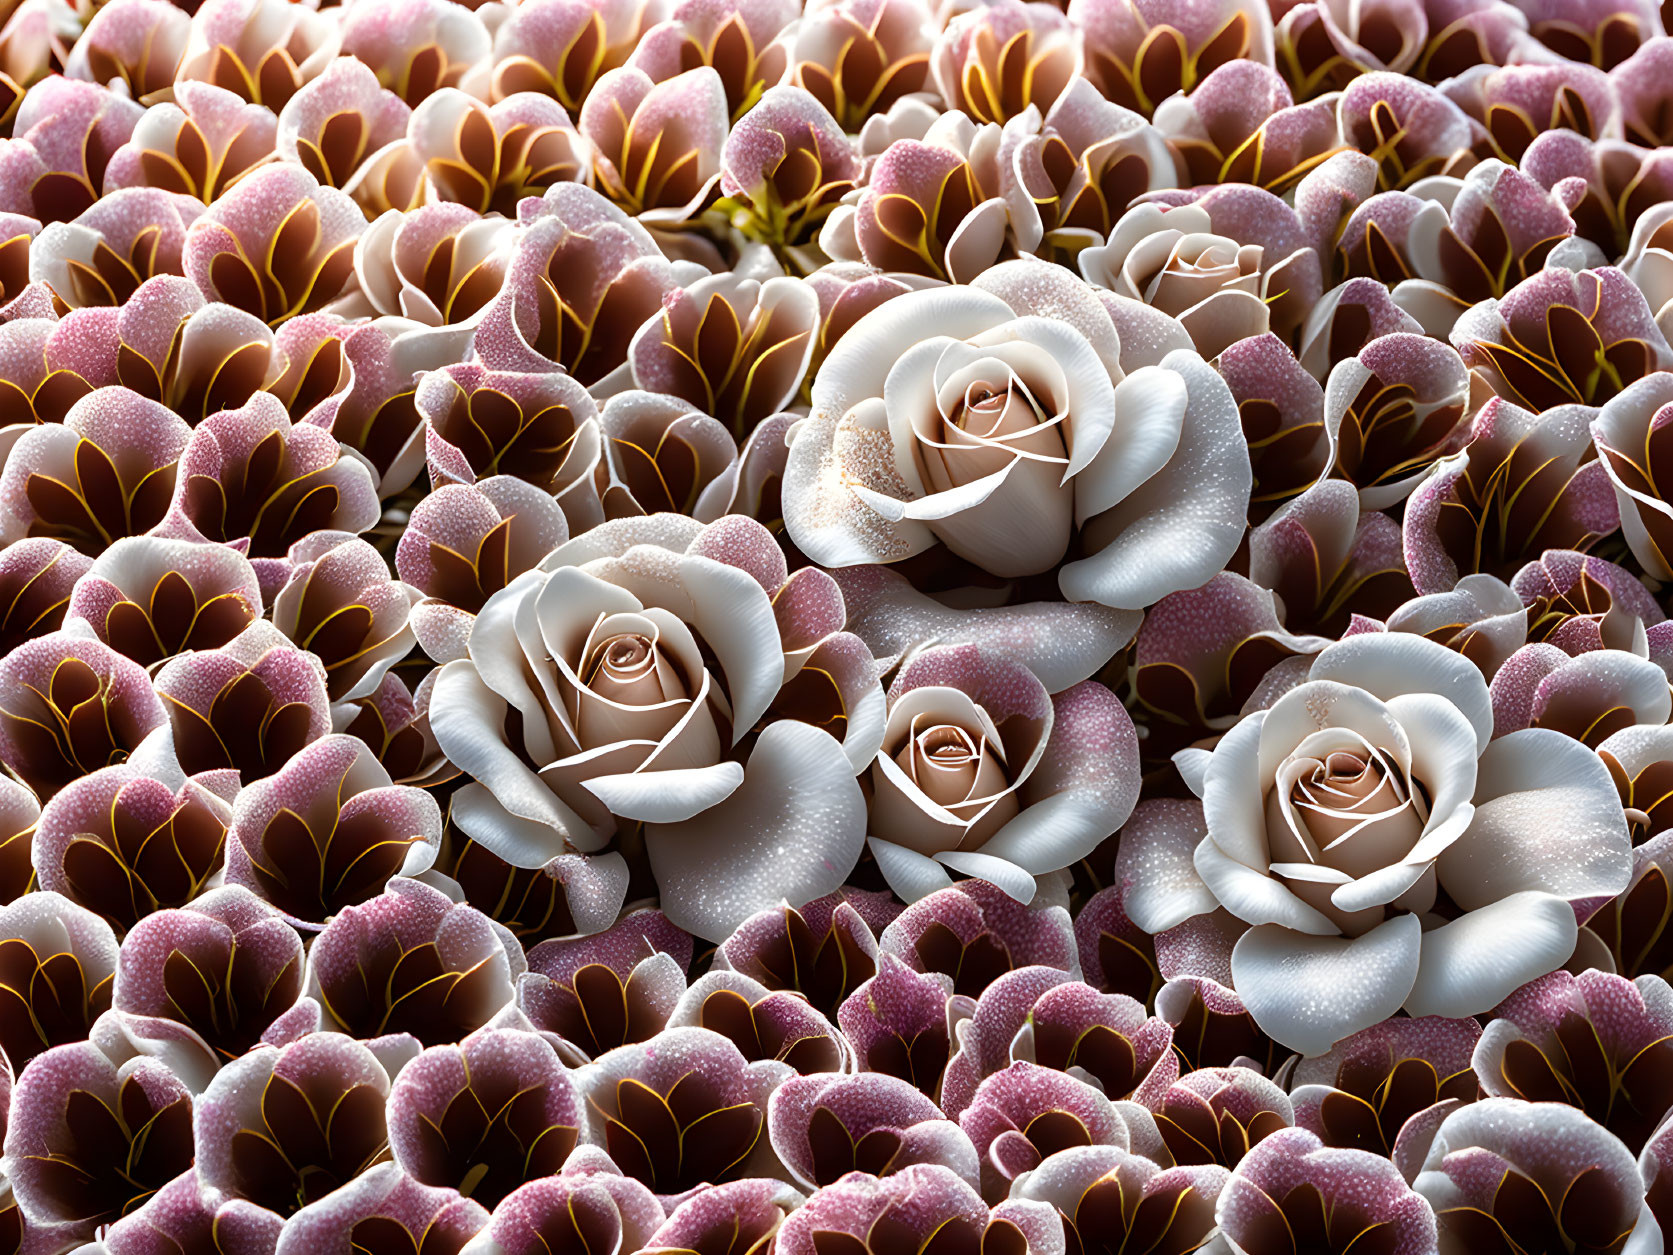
[870,717,1022,855]
[1145,236,1260,316]
[1266,748,1429,935]
[571,626,709,752]
[584,633,687,706]
[957,384,1036,436]
[917,378,1068,496]
[1295,752,1420,864]
[900,724,1011,809]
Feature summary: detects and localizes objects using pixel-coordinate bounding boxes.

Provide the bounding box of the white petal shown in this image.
[832,565,1139,693]
[1439,728,1633,909]
[644,722,867,941]
[1073,365,1188,521]
[971,790,1120,875]
[1230,914,1423,1057]
[445,783,585,865]
[464,569,571,761]
[1200,711,1273,873]
[1309,633,1494,753]
[1383,691,1479,861]
[1112,800,1218,934]
[1404,891,1578,1019]
[581,762,746,822]
[1058,350,1250,609]
[428,662,596,860]
[1195,838,1339,935]
[1174,748,1212,797]
[945,197,1010,284]
[855,465,1012,520]
[1624,1206,1663,1255]
[1330,861,1432,914]
[936,850,1037,902]
[870,837,958,903]
[1257,681,1411,784]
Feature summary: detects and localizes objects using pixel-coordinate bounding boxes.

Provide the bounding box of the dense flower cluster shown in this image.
[6,0,1673,1244]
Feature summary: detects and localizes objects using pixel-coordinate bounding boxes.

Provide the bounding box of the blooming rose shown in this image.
[429,514,885,941]
[782,258,1251,611]
[1123,632,1633,1056]
[865,644,1140,904]
[1079,202,1272,358]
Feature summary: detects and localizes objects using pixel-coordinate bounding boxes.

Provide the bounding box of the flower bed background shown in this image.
[1,0,1673,1248]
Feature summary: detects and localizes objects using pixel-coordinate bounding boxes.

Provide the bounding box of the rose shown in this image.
[782,259,1251,611]
[1079,202,1272,358]
[429,514,885,940]
[892,362,1077,578]
[1122,631,1633,1056]
[865,644,1140,904]
[876,703,1019,851]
